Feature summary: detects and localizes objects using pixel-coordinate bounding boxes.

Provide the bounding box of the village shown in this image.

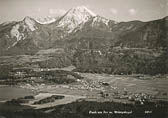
[0,65,167,110]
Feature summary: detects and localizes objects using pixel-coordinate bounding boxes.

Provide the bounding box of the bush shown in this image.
[24,96,35,99]
[0,65,13,79]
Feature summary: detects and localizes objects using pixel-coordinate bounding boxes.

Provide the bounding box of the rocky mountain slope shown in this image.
[0,16,53,55]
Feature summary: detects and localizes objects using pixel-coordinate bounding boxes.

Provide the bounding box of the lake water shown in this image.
[0,86,35,101]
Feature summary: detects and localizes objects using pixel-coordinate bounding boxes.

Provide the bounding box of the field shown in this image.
[19,72,168,103]
[0,69,168,118]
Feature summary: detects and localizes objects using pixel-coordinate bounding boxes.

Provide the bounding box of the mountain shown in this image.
[41,6,98,42]
[58,6,96,32]
[0,6,96,55]
[66,16,167,50]
[69,15,117,40]
[113,17,168,48]
[35,16,59,24]
[47,6,96,35]
[0,16,52,55]
[72,15,116,33]
[0,6,167,75]
[0,6,167,54]
[58,16,167,75]
[0,17,37,50]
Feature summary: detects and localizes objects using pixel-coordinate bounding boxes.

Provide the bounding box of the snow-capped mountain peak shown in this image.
[35,16,58,24]
[57,6,96,33]
[71,6,96,17]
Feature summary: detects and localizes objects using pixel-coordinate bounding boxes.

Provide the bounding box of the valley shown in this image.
[0,67,168,118]
[0,5,167,118]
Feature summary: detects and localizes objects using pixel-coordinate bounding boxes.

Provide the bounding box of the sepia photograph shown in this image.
[0,0,168,118]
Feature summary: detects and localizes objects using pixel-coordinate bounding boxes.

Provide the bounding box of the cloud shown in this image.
[49,9,66,15]
[110,8,118,15]
[128,8,137,15]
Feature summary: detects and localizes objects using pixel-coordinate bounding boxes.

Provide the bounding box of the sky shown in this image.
[0,0,167,23]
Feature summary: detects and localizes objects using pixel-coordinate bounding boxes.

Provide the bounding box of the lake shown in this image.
[0,86,35,101]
